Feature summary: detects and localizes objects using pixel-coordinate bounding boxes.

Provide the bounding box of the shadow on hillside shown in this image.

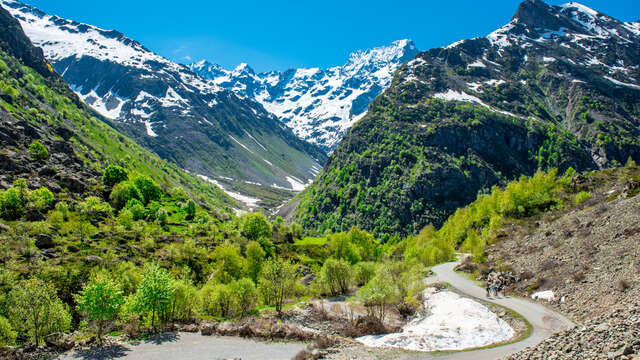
[70,344,130,359]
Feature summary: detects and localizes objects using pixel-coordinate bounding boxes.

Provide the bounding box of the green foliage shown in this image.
[117,209,134,229]
[133,175,162,205]
[0,187,24,220]
[353,262,378,286]
[328,232,360,264]
[258,258,298,314]
[28,140,48,160]
[9,278,71,345]
[356,268,398,323]
[211,243,245,283]
[183,199,196,220]
[110,181,142,210]
[0,316,16,346]
[75,274,124,344]
[245,241,266,282]
[156,207,168,226]
[316,258,352,296]
[126,199,146,221]
[29,187,54,212]
[574,191,592,205]
[229,278,257,318]
[102,165,128,188]
[241,213,272,253]
[200,282,234,318]
[170,277,199,322]
[129,264,175,330]
[78,196,113,220]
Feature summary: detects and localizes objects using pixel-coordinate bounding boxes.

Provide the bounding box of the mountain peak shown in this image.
[232,62,255,75]
[511,0,580,32]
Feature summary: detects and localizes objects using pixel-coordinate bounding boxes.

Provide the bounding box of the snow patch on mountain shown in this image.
[191,39,420,150]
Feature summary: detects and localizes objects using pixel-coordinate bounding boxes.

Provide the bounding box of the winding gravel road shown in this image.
[413,260,575,359]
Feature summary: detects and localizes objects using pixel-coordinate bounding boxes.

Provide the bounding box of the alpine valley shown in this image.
[293,0,640,238]
[1,0,328,210]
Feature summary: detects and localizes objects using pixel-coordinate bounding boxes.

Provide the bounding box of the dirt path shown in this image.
[56,333,307,360]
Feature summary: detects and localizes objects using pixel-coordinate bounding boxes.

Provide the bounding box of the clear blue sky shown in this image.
[22,0,639,72]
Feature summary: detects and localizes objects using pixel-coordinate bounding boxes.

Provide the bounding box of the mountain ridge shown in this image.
[190,39,420,151]
[1,0,326,199]
[292,0,640,238]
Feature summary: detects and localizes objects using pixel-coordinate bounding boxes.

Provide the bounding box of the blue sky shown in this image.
[23,0,639,72]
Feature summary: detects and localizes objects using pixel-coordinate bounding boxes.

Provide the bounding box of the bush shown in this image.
[241,213,272,242]
[129,264,175,330]
[0,187,24,220]
[230,278,257,318]
[126,199,146,221]
[170,279,199,322]
[574,191,592,205]
[211,243,245,283]
[245,241,266,282]
[29,187,54,212]
[75,274,124,345]
[258,258,298,313]
[28,140,48,160]
[200,282,233,318]
[0,316,16,346]
[316,258,352,296]
[328,232,360,264]
[9,278,71,345]
[183,199,196,220]
[356,269,398,323]
[117,209,134,229]
[156,207,168,226]
[353,262,377,286]
[102,165,128,188]
[78,196,113,220]
[133,176,162,205]
[110,181,142,210]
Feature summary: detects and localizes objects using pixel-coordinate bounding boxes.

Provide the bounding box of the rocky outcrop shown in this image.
[44,332,75,350]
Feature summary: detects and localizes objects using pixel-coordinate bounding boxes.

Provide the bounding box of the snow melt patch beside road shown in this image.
[531,290,555,302]
[357,288,514,352]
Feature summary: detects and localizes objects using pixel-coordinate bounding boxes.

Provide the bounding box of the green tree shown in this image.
[211,243,245,283]
[0,187,24,220]
[317,258,352,296]
[170,278,199,322]
[28,140,48,160]
[356,269,398,323]
[183,199,196,220]
[0,316,16,346]
[156,207,168,226]
[230,278,257,318]
[29,187,54,212]
[78,196,113,220]
[328,232,360,263]
[200,283,233,318]
[258,258,298,314]
[133,176,162,205]
[245,241,265,282]
[102,165,128,188]
[110,181,142,210]
[9,278,71,345]
[131,264,175,331]
[75,274,124,345]
[241,213,272,242]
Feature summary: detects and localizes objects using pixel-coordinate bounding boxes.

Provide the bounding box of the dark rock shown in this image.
[35,234,55,249]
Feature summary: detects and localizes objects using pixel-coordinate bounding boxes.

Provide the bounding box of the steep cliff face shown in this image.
[294,0,640,238]
[2,0,326,193]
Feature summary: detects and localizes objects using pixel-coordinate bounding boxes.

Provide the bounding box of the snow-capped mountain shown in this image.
[294,0,640,236]
[1,0,326,195]
[190,40,420,151]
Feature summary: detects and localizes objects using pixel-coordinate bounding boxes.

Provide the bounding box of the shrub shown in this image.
[574,191,592,205]
[170,278,199,322]
[258,258,298,314]
[328,232,360,264]
[183,199,196,220]
[211,243,245,283]
[78,196,113,220]
[102,165,128,188]
[29,187,54,212]
[75,274,124,345]
[28,140,48,160]
[133,176,162,205]
[241,213,272,242]
[110,181,142,210]
[156,207,168,226]
[353,262,377,286]
[316,258,352,296]
[129,264,175,330]
[126,199,146,221]
[245,241,266,282]
[0,316,16,346]
[356,269,398,323]
[117,209,134,229]
[9,278,71,345]
[230,278,257,318]
[200,283,233,318]
[0,187,24,220]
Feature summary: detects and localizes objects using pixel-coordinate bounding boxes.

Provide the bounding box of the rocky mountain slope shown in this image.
[0,4,232,210]
[482,166,640,359]
[1,0,326,196]
[190,40,420,151]
[294,0,640,238]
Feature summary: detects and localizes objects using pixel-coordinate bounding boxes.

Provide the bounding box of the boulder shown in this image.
[35,234,55,249]
[44,332,75,350]
[200,323,217,336]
